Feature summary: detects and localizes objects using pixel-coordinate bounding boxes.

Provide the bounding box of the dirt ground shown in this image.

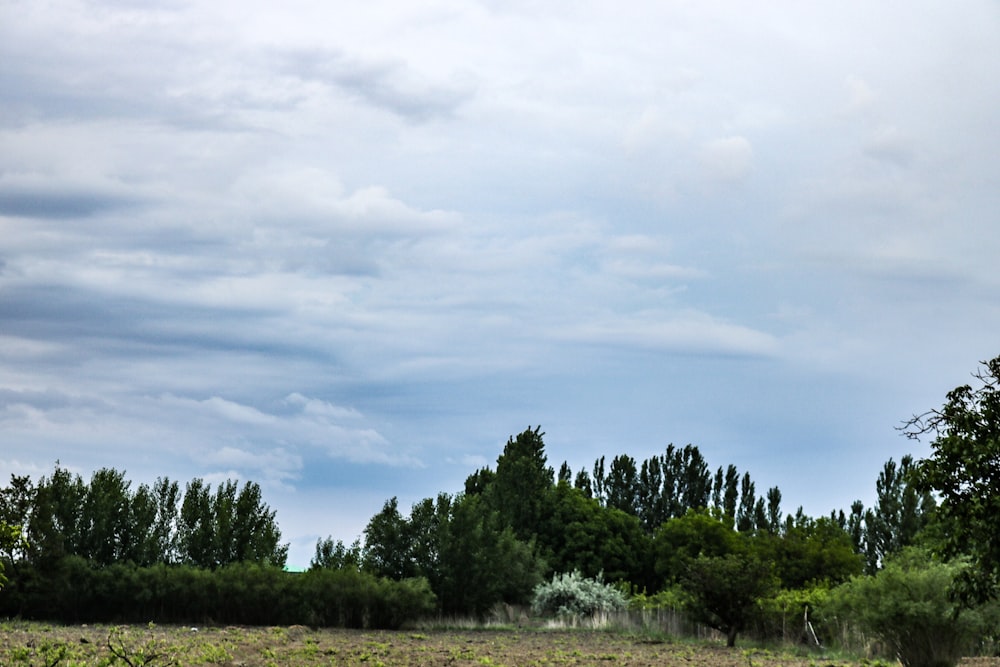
[0,622,996,667]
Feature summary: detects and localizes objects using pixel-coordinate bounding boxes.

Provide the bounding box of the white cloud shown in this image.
[284,393,361,420]
[844,75,877,115]
[554,310,779,357]
[2,0,999,559]
[699,136,754,183]
[863,125,914,166]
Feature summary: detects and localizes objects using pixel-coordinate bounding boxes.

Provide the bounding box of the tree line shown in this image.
[0,467,287,570]
[0,436,936,631]
[2,354,1000,656]
[321,426,939,643]
[0,468,435,627]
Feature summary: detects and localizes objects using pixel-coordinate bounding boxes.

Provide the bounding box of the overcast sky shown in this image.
[2,0,998,568]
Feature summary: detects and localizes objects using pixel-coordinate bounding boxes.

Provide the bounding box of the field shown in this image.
[1,622,998,667]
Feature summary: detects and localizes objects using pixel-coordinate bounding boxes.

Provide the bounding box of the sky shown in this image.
[2,0,999,568]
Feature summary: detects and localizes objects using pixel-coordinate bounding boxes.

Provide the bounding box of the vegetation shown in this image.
[0,623,854,667]
[530,570,627,619]
[905,354,1000,604]
[0,521,20,589]
[682,552,777,647]
[827,548,987,667]
[4,354,1000,660]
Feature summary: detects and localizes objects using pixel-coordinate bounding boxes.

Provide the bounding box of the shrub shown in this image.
[530,570,627,618]
[756,584,830,645]
[826,548,985,667]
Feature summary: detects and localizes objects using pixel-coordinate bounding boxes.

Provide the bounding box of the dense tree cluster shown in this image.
[310,425,944,645]
[0,466,287,570]
[6,356,1000,653]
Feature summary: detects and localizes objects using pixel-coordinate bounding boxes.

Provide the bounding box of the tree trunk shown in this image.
[726,627,738,647]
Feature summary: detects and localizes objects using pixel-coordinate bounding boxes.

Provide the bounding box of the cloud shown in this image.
[863,125,914,166]
[283,48,474,122]
[844,75,877,115]
[600,234,706,283]
[0,189,135,219]
[198,446,302,490]
[2,0,999,569]
[699,136,754,183]
[554,310,779,357]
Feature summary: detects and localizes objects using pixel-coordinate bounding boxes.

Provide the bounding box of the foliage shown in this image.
[653,508,741,585]
[904,354,1000,604]
[2,466,287,572]
[0,558,435,628]
[755,515,862,589]
[756,584,831,645]
[680,552,777,647]
[0,522,23,589]
[489,425,554,540]
[826,548,985,667]
[627,583,686,611]
[311,536,362,571]
[863,456,935,573]
[358,491,543,617]
[539,482,651,587]
[429,493,543,617]
[530,570,628,618]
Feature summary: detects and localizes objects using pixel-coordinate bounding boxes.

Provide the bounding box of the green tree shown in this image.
[573,469,593,498]
[828,548,986,667]
[433,493,543,616]
[362,497,413,579]
[490,426,554,540]
[80,468,132,565]
[904,355,1000,603]
[765,486,783,535]
[540,482,650,586]
[464,467,494,496]
[312,536,362,570]
[177,478,215,568]
[557,461,572,485]
[28,465,86,569]
[0,522,23,589]
[721,464,740,522]
[676,445,712,512]
[736,472,757,532]
[863,456,935,573]
[231,481,286,566]
[653,509,741,585]
[0,475,34,566]
[847,500,866,554]
[605,454,639,515]
[682,552,777,647]
[758,515,862,589]
[128,481,159,565]
[150,477,180,564]
[638,456,665,531]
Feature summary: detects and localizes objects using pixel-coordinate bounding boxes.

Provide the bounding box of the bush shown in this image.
[531,570,627,618]
[0,558,436,628]
[756,584,830,645]
[826,548,985,667]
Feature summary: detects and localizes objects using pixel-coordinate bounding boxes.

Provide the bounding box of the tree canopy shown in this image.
[905,355,1000,603]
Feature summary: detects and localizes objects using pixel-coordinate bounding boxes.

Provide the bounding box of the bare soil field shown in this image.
[0,622,996,667]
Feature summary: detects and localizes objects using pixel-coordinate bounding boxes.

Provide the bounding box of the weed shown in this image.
[196,643,232,664]
[107,626,177,667]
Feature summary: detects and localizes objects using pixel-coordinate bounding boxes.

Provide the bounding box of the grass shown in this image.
[0,620,987,667]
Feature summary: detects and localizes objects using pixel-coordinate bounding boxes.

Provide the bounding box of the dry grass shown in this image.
[0,621,997,667]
